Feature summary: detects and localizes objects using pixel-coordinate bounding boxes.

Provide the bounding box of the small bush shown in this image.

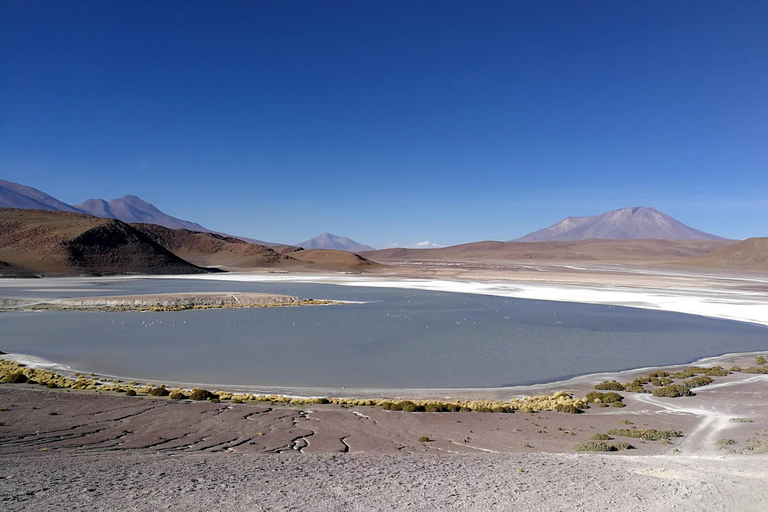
[717,438,736,446]
[554,403,582,414]
[189,389,215,401]
[594,380,625,391]
[741,366,768,374]
[652,385,694,398]
[418,436,431,442]
[606,428,682,441]
[148,386,169,397]
[683,376,714,388]
[611,401,626,408]
[574,441,616,452]
[169,391,187,400]
[210,398,220,403]
[590,433,612,440]
[232,398,243,404]
[2,372,28,384]
[125,389,137,396]
[613,442,633,450]
[756,356,766,365]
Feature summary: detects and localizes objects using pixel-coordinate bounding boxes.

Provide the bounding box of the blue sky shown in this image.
[1,1,766,247]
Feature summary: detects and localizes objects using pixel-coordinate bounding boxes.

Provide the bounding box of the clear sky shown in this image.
[1,1,766,247]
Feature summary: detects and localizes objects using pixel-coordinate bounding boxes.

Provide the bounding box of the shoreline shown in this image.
[132,272,768,327]
[3,348,765,402]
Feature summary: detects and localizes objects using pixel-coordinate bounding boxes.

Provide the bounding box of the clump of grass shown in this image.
[613,441,634,451]
[606,428,682,441]
[728,418,753,423]
[574,441,616,452]
[744,440,768,454]
[189,388,215,401]
[169,391,187,400]
[2,372,28,384]
[755,356,766,365]
[418,436,431,442]
[584,391,624,405]
[683,376,714,388]
[652,385,694,398]
[148,386,169,397]
[621,420,633,425]
[741,366,768,374]
[717,438,736,446]
[594,380,625,391]
[554,403,582,414]
[590,433,612,441]
[232,398,243,404]
[124,389,137,396]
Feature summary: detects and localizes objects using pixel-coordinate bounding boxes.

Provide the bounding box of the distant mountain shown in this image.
[0,179,82,212]
[297,233,375,253]
[75,195,211,232]
[514,207,725,242]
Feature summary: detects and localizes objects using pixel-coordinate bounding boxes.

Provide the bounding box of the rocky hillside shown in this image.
[0,208,207,277]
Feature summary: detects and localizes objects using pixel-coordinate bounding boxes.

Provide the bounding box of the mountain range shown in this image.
[514,206,724,242]
[297,233,375,252]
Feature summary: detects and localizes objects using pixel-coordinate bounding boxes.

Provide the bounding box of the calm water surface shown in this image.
[0,277,766,389]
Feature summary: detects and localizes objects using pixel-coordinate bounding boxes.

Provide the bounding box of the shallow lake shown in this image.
[0,277,766,391]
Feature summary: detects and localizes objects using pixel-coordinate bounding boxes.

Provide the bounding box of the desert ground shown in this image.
[1,262,767,511]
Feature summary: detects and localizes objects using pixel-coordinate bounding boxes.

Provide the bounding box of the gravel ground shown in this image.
[2,451,767,511]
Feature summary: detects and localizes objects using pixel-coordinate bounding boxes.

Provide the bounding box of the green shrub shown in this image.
[590,433,612,440]
[611,401,626,408]
[613,442,633,450]
[2,372,28,384]
[574,441,616,452]
[683,376,714,388]
[189,389,214,401]
[418,436,431,442]
[741,366,768,374]
[125,389,137,396]
[756,356,766,365]
[652,385,694,398]
[425,403,445,413]
[554,403,583,414]
[232,398,243,404]
[169,391,187,400]
[606,428,682,441]
[148,386,169,397]
[210,398,220,403]
[594,380,625,391]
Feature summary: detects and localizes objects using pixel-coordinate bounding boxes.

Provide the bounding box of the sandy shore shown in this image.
[1,355,767,511]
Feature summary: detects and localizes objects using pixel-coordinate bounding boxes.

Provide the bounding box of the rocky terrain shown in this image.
[0,209,207,277]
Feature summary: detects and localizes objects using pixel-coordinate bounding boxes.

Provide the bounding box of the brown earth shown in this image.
[673,237,768,271]
[0,208,206,277]
[362,239,734,265]
[133,223,293,269]
[0,209,381,276]
[282,248,381,271]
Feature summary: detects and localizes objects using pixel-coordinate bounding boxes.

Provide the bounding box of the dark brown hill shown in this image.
[132,224,292,269]
[0,208,207,276]
[673,238,768,271]
[362,239,734,264]
[285,248,381,270]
